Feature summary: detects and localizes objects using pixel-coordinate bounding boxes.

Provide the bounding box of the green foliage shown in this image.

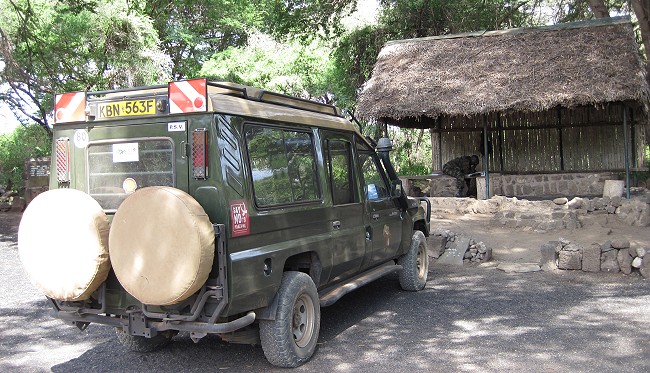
[330,25,388,110]
[0,0,170,132]
[130,0,258,78]
[542,0,630,23]
[201,35,334,99]
[0,125,50,189]
[379,0,536,38]
[254,0,358,41]
[388,127,432,176]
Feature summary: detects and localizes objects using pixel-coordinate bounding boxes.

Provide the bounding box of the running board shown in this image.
[319,263,402,307]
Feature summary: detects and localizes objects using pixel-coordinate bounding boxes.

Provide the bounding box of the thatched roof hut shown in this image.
[357,17,649,177]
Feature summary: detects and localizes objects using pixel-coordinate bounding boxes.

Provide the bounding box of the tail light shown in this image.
[192,129,208,179]
[55,138,71,183]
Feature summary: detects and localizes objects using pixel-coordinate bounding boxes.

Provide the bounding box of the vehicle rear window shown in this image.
[87,139,174,210]
[246,126,320,207]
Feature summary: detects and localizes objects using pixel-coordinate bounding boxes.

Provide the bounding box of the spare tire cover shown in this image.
[109,186,214,306]
[18,189,110,301]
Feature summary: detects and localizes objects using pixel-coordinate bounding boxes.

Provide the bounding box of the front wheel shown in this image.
[260,271,320,367]
[398,230,429,291]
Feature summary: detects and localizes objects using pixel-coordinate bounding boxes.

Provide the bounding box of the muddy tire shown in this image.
[115,329,175,352]
[260,271,320,368]
[398,231,429,291]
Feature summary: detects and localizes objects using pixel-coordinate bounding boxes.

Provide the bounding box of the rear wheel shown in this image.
[398,230,429,291]
[115,329,175,353]
[260,271,320,367]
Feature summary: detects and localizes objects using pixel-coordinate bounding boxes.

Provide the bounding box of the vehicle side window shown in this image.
[246,126,320,207]
[325,139,355,205]
[359,152,390,201]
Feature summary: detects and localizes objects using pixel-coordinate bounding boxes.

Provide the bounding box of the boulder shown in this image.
[601,250,620,273]
[632,257,643,269]
[640,256,650,279]
[617,249,633,275]
[553,197,568,205]
[611,239,630,249]
[540,243,558,271]
[582,243,601,272]
[558,250,582,270]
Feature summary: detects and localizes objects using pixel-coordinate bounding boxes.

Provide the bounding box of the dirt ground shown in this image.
[430,193,650,266]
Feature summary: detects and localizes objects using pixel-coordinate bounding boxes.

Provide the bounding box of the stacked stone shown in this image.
[493,210,580,231]
[554,196,649,227]
[540,238,650,278]
[463,239,492,264]
[428,228,456,259]
[429,228,492,265]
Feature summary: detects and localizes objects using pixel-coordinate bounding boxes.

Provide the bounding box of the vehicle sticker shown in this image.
[122,178,137,194]
[113,143,139,163]
[230,200,250,237]
[73,129,89,149]
[168,121,186,132]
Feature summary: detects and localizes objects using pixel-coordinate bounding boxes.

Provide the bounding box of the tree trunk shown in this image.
[631,1,650,144]
[587,0,610,18]
[632,1,650,60]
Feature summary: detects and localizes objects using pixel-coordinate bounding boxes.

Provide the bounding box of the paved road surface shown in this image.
[2,212,649,372]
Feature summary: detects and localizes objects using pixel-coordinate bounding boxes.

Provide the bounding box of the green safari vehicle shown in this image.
[18,79,431,367]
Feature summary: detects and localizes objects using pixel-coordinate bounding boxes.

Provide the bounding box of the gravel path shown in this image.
[2,211,650,372]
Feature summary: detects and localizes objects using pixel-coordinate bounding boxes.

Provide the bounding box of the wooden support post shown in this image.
[430,128,441,171]
[497,113,504,172]
[556,108,563,170]
[483,115,490,200]
[623,105,631,199]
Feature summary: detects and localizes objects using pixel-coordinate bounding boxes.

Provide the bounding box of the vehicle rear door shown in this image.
[82,116,189,212]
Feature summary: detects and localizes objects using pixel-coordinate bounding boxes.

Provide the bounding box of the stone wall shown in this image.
[540,238,650,278]
[413,172,622,198]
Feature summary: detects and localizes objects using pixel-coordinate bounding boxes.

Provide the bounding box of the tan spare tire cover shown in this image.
[18,189,110,301]
[109,186,214,306]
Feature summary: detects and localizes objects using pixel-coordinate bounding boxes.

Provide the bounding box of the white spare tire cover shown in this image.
[109,186,214,306]
[18,189,110,301]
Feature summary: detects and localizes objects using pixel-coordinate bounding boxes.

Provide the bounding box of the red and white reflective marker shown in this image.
[54,92,86,124]
[169,78,208,114]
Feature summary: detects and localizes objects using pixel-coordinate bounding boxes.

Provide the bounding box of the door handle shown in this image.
[332,220,341,229]
[372,213,379,221]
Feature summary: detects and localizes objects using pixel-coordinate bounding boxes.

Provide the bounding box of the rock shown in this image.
[593,198,604,210]
[464,251,473,259]
[636,248,647,258]
[605,205,616,214]
[553,197,568,205]
[563,243,582,252]
[640,256,650,279]
[632,257,643,269]
[617,249,633,275]
[540,243,558,271]
[600,241,615,252]
[601,250,620,272]
[483,247,492,262]
[611,239,630,249]
[610,196,622,207]
[582,243,601,272]
[497,263,542,273]
[567,197,583,209]
[437,235,471,266]
[477,243,487,254]
[559,237,571,246]
[558,250,582,270]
